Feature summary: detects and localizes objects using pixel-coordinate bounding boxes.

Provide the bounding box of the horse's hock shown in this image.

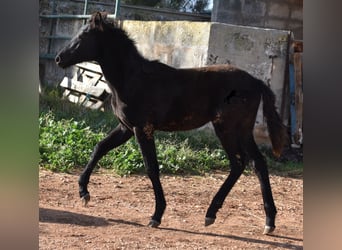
[41,20,296,146]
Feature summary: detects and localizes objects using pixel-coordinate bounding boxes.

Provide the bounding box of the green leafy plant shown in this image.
[39,111,103,172]
[39,109,229,175]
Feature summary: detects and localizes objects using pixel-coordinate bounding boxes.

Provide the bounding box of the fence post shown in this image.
[115,0,121,19]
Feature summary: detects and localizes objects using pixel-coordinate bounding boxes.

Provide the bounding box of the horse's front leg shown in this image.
[134,126,166,227]
[79,123,133,205]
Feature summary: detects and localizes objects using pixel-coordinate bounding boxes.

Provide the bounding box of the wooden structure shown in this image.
[59,62,111,110]
[289,40,303,146]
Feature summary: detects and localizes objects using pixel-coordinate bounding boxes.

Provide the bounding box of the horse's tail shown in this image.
[258,80,288,157]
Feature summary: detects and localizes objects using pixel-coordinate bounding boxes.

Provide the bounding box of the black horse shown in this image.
[55,12,287,235]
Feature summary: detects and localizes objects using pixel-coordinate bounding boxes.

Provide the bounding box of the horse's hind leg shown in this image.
[205,124,247,226]
[245,135,277,234]
[79,123,133,206]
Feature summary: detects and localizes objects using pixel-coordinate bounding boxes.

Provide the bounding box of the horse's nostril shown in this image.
[55,56,61,64]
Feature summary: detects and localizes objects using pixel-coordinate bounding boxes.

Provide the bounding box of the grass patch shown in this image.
[39,109,228,175]
[267,159,303,178]
[258,145,303,178]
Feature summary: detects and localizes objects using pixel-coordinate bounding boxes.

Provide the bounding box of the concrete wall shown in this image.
[211,0,302,40]
[123,21,211,68]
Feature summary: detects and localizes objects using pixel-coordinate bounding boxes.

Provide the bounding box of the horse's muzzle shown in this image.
[55,55,68,69]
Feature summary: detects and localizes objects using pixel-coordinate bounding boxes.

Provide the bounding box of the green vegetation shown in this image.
[39,90,302,177]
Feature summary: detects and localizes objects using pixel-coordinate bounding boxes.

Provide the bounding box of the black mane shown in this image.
[90,13,139,56]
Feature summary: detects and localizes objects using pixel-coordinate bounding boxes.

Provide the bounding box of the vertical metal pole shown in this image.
[47,0,57,55]
[83,0,88,15]
[114,0,121,19]
[289,63,296,143]
[83,0,89,24]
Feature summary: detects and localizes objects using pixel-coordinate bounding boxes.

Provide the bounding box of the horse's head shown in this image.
[55,12,109,68]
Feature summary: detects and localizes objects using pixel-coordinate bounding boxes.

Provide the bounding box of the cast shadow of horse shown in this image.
[39,207,302,249]
[159,226,303,249]
[39,207,109,227]
[39,207,145,227]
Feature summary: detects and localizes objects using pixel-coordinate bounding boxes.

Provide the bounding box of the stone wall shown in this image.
[211,0,302,40]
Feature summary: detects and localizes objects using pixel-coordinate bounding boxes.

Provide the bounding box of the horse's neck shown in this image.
[99,42,144,99]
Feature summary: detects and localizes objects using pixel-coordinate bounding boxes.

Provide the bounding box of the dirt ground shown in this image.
[39,169,303,249]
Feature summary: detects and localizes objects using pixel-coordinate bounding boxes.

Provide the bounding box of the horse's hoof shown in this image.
[81,193,90,207]
[148,219,160,228]
[263,225,275,235]
[204,217,215,227]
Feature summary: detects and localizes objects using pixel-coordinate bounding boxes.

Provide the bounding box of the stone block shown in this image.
[269,2,290,18]
[242,15,265,27]
[291,7,303,21]
[215,10,243,25]
[174,22,211,47]
[219,0,243,11]
[122,20,155,46]
[171,47,207,68]
[153,22,178,45]
[265,18,288,30]
[243,0,267,17]
[288,21,303,39]
[123,21,210,68]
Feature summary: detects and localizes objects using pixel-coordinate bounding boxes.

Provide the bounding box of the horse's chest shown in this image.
[111,97,143,128]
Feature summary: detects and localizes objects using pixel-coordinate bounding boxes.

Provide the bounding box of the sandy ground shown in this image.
[39,169,303,249]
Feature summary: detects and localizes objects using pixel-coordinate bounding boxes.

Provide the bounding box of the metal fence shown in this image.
[39,0,210,60]
[39,0,120,59]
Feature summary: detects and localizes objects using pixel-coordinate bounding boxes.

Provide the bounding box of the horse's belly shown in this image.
[157,116,210,132]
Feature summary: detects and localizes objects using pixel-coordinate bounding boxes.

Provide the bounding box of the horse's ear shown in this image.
[91,12,108,31]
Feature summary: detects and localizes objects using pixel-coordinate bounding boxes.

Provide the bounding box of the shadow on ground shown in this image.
[39,207,302,249]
